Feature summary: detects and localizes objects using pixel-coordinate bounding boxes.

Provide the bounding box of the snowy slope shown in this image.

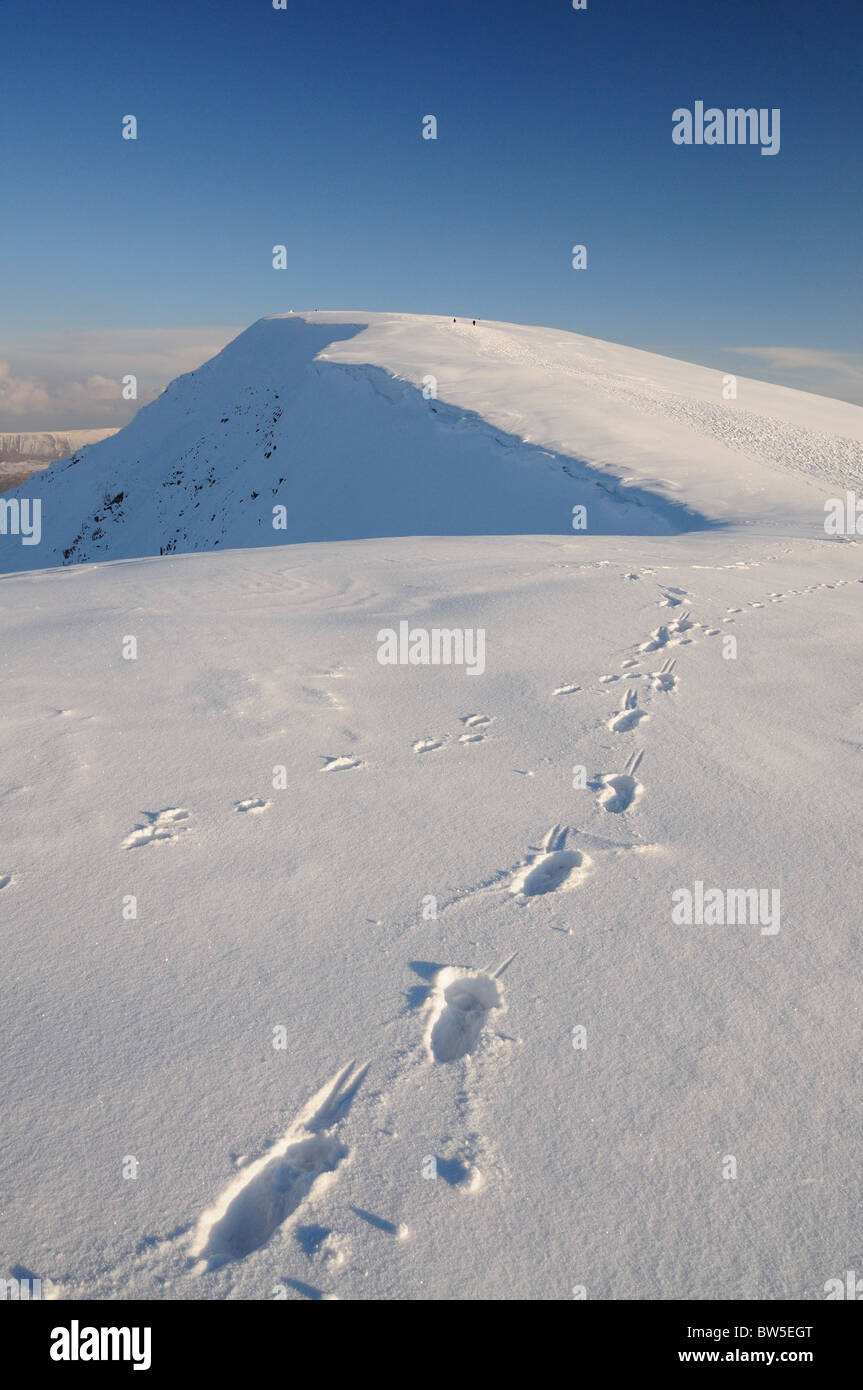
[1,313,862,1303]
[1,535,861,1300]
[3,312,863,574]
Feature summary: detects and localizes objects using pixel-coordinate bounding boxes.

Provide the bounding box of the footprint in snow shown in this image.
[426,961,512,1063]
[509,825,590,896]
[640,611,694,651]
[460,715,493,743]
[413,738,445,754]
[459,714,494,743]
[671,611,695,634]
[320,756,365,772]
[122,808,190,849]
[658,586,688,607]
[597,750,644,813]
[608,688,649,733]
[648,657,677,693]
[235,797,270,814]
[188,1062,367,1273]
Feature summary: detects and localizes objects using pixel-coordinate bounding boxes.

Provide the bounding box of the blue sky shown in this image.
[1,0,860,427]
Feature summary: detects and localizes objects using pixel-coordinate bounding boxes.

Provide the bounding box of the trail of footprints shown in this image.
[122,797,273,848]
[170,800,666,1282]
[176,831,558,1283]
[413,713,494,754]
[180,961,513,1282]
[592,589,734,812]
[103,569,859,1290]
[181,951,513,1284]
[182,945,514,1283]
[553,571,856,826]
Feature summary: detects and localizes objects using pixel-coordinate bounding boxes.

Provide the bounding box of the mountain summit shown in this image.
[3,311,862,572]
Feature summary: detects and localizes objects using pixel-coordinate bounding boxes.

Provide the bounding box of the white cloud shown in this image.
[0,360,52,415]
[0,326,241,431]
[724,346,863,405]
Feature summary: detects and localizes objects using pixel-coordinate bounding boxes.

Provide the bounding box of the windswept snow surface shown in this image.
[1,314,862,1300]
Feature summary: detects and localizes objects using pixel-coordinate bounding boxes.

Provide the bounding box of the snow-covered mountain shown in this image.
[0,429,117,492]
[2,312,862,1303]
[3,312,862,574]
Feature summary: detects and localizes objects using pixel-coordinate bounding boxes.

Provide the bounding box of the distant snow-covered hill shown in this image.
[3,312,862,573]
[0,429,117,492]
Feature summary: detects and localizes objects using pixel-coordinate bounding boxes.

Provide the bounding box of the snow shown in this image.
[0,430,117,492]
[5,312,863,573]
[0,430,117,464]
[1,313,861,1300]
